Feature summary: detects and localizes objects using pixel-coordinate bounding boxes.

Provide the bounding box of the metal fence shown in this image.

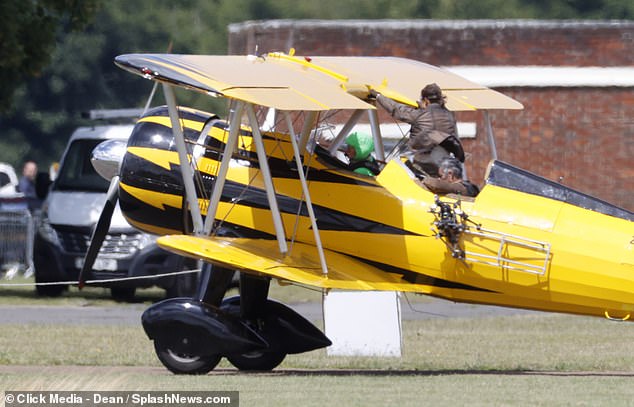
[0,209,34,278]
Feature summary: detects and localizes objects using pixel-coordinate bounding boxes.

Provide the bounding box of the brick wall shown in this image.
[459,88,634,205]
[229,20,634,211]
[230,20,634,66]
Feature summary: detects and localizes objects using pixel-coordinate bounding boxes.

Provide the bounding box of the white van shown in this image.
[33,119,196,300]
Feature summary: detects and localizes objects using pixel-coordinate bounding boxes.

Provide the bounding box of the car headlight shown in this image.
[37,210,61,246]
[135,233,157,251]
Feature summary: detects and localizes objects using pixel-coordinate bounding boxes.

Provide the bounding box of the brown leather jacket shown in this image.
[376,94,458,154]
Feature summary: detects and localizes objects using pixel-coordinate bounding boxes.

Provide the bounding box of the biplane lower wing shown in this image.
[157,235,433,293]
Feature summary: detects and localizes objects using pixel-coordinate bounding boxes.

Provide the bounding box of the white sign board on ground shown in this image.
[323,290,402,357]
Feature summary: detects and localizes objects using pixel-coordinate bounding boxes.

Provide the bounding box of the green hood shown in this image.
[346,132,374,162]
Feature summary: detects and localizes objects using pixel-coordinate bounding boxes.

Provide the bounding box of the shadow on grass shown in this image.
[208,368,634,378]
[1,365,633,378]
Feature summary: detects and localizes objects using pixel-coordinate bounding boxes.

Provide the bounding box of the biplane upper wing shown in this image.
[114,53,522,112]
[305,56,524,111]
[157,235,433,294]
[115,54,370,111]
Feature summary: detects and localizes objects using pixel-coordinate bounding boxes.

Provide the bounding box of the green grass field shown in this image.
[1,276,634,405]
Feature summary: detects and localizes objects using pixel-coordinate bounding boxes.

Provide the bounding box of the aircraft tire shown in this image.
[226,350,286,371]
[153,341,221,375]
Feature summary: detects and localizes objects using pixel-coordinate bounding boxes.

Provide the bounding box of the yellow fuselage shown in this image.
[120,112,634,321]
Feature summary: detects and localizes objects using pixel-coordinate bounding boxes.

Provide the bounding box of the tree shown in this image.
[0,0,98,112]
[0,0,631,170]
[0,0,232,168]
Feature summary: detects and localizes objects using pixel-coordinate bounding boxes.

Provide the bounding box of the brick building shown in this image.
[228,20,634,211]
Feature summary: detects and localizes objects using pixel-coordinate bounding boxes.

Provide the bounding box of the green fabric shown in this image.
[353,167,375,176]
[346,132,374,161]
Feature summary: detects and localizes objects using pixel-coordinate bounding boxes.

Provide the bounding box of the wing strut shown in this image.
[284,112,328,275]
[245,103,288,254]
[483,111,498,161]
[368,109,385,162]
[163,84,204,234]
[299,111,319,153]
[327,109,365,155]
[203,101,245,235]
[199,101,288,255]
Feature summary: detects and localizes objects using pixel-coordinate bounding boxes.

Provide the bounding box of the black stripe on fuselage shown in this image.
[124,110,412,235]
[344,253,497,293]
[219,178,412,235]
[121,151,418,236]
[124,170,414,237]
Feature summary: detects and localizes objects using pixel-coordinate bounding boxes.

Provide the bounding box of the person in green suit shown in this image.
[344,132,380,176]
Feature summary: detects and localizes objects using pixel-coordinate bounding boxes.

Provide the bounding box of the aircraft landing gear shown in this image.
[142,262,330,374]
[154,342,221,375]
[223,274,287,371]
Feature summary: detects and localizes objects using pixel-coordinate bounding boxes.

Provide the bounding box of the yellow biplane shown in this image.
[82,50,634,374]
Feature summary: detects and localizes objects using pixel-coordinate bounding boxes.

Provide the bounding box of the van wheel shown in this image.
[33,240,67,297]
[165,258,199,298]
[165,272,198,298]
[34,279,67,297]
[34,267,67,297]
[110,287,136,301]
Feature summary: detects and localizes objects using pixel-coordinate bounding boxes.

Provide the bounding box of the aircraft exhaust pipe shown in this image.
[142,298,267,357]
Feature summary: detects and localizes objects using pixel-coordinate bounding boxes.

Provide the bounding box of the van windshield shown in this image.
[54,139,110,192]
[0,171,10,188]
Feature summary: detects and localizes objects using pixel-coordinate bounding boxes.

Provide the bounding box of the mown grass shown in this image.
[2,313,632,371]
[3,369,634,407]
[1,312,634,406]
[1,275,633,405]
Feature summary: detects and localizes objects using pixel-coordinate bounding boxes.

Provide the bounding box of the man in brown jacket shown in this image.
[370,83,464,176]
